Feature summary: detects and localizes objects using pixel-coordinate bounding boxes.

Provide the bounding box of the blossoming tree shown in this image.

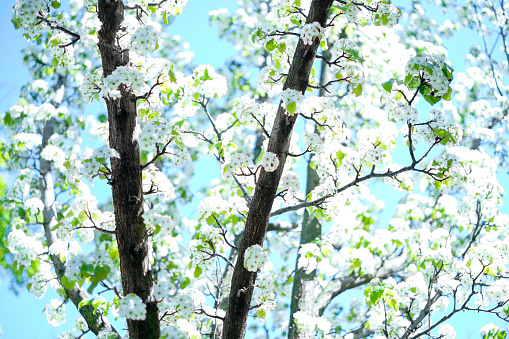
[2,0,509,338]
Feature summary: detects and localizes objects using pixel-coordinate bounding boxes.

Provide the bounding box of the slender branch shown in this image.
[270,136,444,217]
[35,15,81,47]
[141,137,174,169]
[136,74,163,100]
[195,308,225,321]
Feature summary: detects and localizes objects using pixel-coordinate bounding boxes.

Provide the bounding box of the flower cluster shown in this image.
[7,228,43,267]
[293,311,331,337]
[131,25,159,56]
[24,197,44,214]
[373,3,401,27]
[357,126,396,166]
[170,294,195,319]
[244,244,268,272]
[118,294,147,320]
[81,70,102,103]
[281,88,304,115]
[384,165,415,191]
[297,243,321,274]
[303,131,322,152]
[80,146,120,182]
[144,210,175,239]
[12,0,46,35]
[300,22,326,45]
[13,132,42,150]
[153,280,173,300]
[189,225,227,273]
[102,66,145,99]
[406,54,451,96]
[28,269,54,299]
[231,96,276,131]
[389,105,419,125]
[197,195,230,221]
[252,272,277,317]
[47,33,75,67]
[280,172,301,195]
[41,145,66,170]
[44,299,66,327]
[190,64,228,99]
[329,38,356,61]
[158,0,188,16]
[142,166,176,201]
[261,152,279,172]
[222,152,253,182]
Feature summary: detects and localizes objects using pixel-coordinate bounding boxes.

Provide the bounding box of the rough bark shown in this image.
[222,2,334,338]
[40,78,120,337]
[97,0,159,338]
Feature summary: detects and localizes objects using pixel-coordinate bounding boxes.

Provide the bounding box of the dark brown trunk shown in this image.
[97,1,159,338]
[222,2,334,338]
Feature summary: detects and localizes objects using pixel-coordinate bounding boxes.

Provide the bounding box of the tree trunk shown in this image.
[222,2,334,338]
[288,42,332,339]
[97,1,159,338]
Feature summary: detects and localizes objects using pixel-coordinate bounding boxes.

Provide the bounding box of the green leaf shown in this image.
[369,287,384,305]
[11,17,22,30]
[194,266,203,278]
[92,299,103,312]
[352,84,362,97]
[256,309,267,319]
[286,101,297,115]
[160,82,172,94]
[386,297,397,310]
[382,79,394,93]
[484,266,496,276]
[94,266,109,281]
[290,17,302,26]
[423,94,441,105]
[81,263,95,276]
[51,1,61,9]
[434,180,442,190]
[206,214,215,225]
[61,275,75,289]
[168,69,177,83]
[336,150,346,164]
[442,86,452,101]
[78,299,94,310]
[265,39,277,52]
[404,74,413,85]
[77,210,88,223]
[315,209,324,220]
[163,11,169,25]
[181,277,191,289]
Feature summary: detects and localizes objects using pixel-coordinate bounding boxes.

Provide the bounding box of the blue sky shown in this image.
[0,0,507,338]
